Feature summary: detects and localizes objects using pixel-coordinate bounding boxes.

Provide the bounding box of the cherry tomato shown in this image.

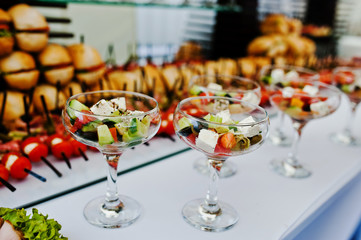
[260,88,270,107]
[10,157,32,179]
[52,141,73,160]
[21,137,49,162]
[319,70,332,84]
[69,138,88,156]
[158,119,175,135]
[2,153,31,180]
[219,132,237,149]
[0,164,9,185]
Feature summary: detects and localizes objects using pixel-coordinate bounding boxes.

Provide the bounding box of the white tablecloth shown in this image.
[24,96,361,240]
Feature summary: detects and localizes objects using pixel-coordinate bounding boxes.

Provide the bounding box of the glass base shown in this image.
[182,198,239,232]
[270,158,311,179]
[193,158,237,178]
[83,195,141,228]
[330,132,361,146]
[268,129,292,147]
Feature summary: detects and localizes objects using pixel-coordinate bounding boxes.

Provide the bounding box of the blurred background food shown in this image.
[0,0,360,135]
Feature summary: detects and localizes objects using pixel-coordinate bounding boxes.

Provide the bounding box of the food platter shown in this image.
[0,136,189,209]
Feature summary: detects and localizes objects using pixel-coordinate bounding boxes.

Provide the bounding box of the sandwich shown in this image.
[32,84,66,113]
[8,4,49,52]
[0,51,39,90]
[0,9,14,57]
[67,43,106,87]
[38,44,74,86]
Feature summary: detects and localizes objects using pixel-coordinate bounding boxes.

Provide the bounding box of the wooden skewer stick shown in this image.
[40,95,52,124]
[23,96,31,135]
[24,168,46,182]
[78,148,88,161]
[40,156,62,177]
[0,91,7,122]
[61,152,72,169]
[69,87,73,97]
[0,177,16,192]
[0,91,8,134]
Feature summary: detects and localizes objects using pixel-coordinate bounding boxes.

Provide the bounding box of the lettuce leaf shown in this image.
[0,208,67,240]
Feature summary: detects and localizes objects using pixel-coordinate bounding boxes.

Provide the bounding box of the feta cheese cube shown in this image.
[90,99,116,115]
[271,69,285,84]
[310,101,330,116]
[216,110,232,123]
[207,82,223,91]
[303,85,319,96]
[282,87,295,98]
[242,92,260,105]
[236,116,261,137]
[110,97,126,110]
[284,70,299,82]
[196,129,219,153]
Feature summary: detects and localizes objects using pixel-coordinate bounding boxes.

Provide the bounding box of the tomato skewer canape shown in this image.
[47,134,73,169]
[21,137,62,177]
[1,152,46,182]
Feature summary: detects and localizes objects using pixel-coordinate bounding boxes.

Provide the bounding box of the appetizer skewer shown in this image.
[1,152,46,182]
[47,134,73,169]
[21,137,62,177]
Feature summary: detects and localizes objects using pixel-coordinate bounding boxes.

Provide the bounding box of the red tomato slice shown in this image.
[214,142,232,156]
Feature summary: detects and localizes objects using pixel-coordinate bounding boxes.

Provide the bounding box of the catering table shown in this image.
[1,96,361,239]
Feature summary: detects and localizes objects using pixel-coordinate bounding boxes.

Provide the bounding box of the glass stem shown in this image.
[102,153,123,213]
[201,159,223,215]
[276,111,286,135]
[287,121,307,167]
[343,102,358,137]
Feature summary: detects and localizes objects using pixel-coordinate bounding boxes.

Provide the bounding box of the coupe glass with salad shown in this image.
[259,65,319,147]
[330,67,361,146]
[173,96,269,232]
[188,75,261,177]
[62,90,160,228]
[270,82,341,178]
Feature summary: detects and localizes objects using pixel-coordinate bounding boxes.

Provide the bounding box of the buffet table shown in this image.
[1,96,361,239]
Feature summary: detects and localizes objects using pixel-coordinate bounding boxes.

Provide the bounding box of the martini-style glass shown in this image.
[259,65,319,147]
[173,96,269,231]
[330,67,361,146]
[270,83,341,178]
[62,90,160,228]
[189,74,261,177]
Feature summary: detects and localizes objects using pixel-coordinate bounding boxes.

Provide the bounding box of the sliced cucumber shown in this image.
[141,115,151,128]
[189,85,203,95]
[129,118,148,138]
[68,99,89,119]
[97,125,114,146]
[115,122,128,135]
[82,120,102,132]
[204,114,222,123]
[178,117,191,130]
